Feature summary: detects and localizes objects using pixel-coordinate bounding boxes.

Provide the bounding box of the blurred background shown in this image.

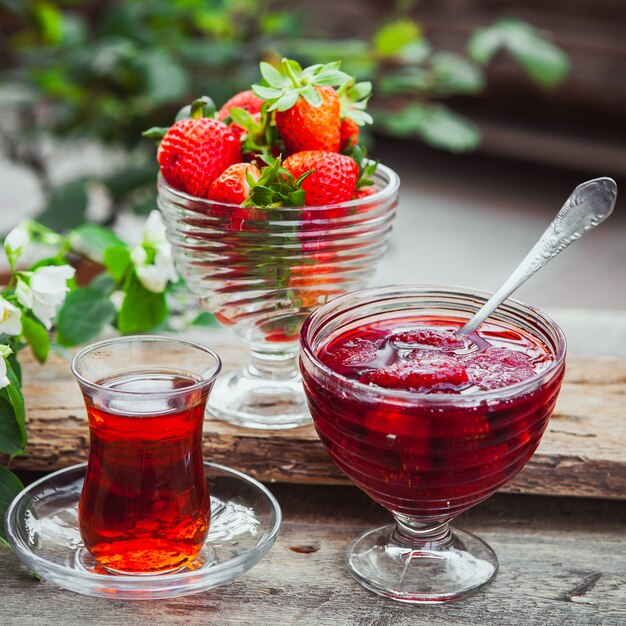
[1,0,624,353]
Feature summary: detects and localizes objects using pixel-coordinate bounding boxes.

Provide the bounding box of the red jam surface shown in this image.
[319,317,552,394]
[302,315,564,522]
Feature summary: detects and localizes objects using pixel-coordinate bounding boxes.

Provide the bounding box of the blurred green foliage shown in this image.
[0,0,569,230]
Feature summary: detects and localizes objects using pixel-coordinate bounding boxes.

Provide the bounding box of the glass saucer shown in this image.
[5,462,281,600]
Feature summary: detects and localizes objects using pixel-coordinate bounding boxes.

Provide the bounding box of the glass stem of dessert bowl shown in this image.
[158,162,399,430]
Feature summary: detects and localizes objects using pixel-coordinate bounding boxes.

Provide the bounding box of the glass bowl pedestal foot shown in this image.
[207,347,310,429]
[347,518,497,604]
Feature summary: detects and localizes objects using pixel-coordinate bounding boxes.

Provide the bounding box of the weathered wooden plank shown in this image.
[1,487,624,625]
[4,344,625,500]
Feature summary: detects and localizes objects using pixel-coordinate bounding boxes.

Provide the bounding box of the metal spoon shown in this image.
[459,177,618,336]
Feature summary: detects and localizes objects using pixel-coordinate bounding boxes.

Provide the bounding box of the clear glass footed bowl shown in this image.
[300,285,566,603]
[158,164,399,429]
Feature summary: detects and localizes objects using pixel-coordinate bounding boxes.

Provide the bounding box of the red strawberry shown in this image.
[218,90,264,119]
[276,86,340,154]
[282,150,358,206]
[353,186,376,200]
[229,111,262,142]
[207,163,261,204]
[360,355,469,392]
[340,117,359,151]
[157,118,241,197]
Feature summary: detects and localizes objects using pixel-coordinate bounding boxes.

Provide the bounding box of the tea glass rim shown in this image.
[300,283,567,405]
[71,334,222,397]
[156,160,400,212]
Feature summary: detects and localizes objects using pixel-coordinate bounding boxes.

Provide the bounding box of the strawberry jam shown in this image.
[301,315,564,522]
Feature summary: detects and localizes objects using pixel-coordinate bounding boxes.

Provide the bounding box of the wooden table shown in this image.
[1,344,625,624]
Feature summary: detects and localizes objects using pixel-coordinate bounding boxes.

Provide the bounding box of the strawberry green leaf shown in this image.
[270,90,299,112]
[142,126,169,138]
[348,81,372,101]
[300,85,323,107]
[283,58,303,75]
[315,70,351,86]
[260,61,287,88]
[348,109,374,125]
[190,96,216,118]
[252,85,283,99]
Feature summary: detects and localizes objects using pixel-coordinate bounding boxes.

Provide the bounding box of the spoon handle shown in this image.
[459,177,618,335]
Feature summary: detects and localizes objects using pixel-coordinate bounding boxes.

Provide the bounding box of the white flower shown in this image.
[4,224,29,260]
[142,210,167,246]
[110,290,125,311]
[0,298,22,336]
[131,212,178,294]
[130,245,148,266]
[0,344,11,389]
[135,245,178,293]
[17,265,76,329]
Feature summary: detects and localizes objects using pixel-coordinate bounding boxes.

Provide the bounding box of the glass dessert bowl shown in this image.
[300,285,566,603]
[158,164,399,429]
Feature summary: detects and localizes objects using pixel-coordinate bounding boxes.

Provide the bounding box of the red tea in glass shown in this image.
[72,337,221,575]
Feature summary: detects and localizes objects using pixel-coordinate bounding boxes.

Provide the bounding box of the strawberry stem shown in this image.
[282,58,301,89]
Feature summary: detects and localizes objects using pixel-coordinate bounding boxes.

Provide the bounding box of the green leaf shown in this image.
[0,465,23,546]
[192,311,218,327]
[37,179,88,232]
[139,51,189,105]
[373,19,422,57]
[381,103,481,152]
[69,224,124,263]
[507,31,570,87]
[56,287,116,346]
[103,163,157,202]
[467,25,505,64]
[103,245,131,282]
[252,85,282,100]
[269,91,299,112]
[190,96,216,119]
[260,61,287,88]
[300,85,322,107]
[430,52,485,95]
[142,127,169,138]
[22,316,50,364]
[467,19,569,87]
[33,0,63,44]
[314,70,351,86]
[117,273,166,334]
[0,393,24,455]
[89,273,115,295]
[0,360,26,455]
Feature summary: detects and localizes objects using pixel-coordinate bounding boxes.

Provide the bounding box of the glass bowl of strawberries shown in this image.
[152,59,400,429]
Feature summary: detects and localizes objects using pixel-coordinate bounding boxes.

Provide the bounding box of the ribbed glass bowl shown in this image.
[158,164,399,429]
[300,285,566,603]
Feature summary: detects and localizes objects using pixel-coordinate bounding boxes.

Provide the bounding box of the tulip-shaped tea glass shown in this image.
[71,336,221,575]
[158,164,399,429]
[300,286,566,603]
